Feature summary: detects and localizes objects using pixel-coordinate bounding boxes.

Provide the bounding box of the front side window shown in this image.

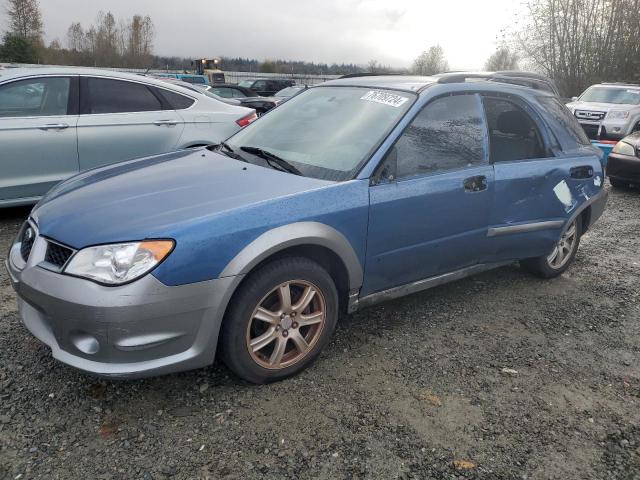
[394,94,486,179]
[253,80,268,91]
[225,87,415,181]
[0,77,70,117]
[483,97,546,162]
[86,78,162,114]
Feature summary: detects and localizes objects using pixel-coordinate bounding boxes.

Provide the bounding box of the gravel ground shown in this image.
[0,184,639,480]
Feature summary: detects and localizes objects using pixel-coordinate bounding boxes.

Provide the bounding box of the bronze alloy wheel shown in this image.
[245,280,327,370]
[547,219,578,269]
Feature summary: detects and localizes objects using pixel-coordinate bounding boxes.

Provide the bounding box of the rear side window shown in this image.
[0,77,70,117]
[537,96,590,147]
[394,94,486,179]
[159,89,195,110]
[86,78,162,114]
[483,97,546,162]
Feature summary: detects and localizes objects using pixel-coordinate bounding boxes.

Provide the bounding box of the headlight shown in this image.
[64,240,174,285]
[612,141,636,156]
[607,110,629,120]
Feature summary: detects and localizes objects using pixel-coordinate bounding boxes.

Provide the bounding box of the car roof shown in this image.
[322,75,439,92]
[0,67,197,91]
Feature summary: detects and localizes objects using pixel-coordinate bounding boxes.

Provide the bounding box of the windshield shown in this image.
[225,86,415,181]
[238,80,255,88]
[579,86,640,105]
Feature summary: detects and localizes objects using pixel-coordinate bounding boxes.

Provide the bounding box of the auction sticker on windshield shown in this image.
[361,90,409,107]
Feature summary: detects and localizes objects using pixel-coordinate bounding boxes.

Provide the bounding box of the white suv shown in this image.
[566,83,640,140]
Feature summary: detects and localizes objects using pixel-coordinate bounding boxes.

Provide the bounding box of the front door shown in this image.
[0,76,79,203]
[364,93,494,296]
[77,77,185,171]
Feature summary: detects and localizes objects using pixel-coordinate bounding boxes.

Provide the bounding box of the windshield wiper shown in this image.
[239,146,303,176]
[217,142,246,161]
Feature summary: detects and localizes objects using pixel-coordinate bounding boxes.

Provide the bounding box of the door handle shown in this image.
[463,175,488,192]
[153,120,179,126]
[38,123,69,130]
[570,166,594,179]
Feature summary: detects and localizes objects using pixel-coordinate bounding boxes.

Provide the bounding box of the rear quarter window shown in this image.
[537,96,590,148]
[159,89,195,110]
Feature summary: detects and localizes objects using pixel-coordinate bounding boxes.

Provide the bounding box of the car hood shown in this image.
[620,131,640,146]
[33,148,333,249]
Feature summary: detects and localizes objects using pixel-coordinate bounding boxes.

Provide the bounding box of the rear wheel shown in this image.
[521,217,581,278]
[220,257,338,384]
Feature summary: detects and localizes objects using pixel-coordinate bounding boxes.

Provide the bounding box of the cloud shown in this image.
[35,0,521,69]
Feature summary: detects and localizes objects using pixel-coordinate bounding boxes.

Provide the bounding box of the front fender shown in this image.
[219,221,364,290]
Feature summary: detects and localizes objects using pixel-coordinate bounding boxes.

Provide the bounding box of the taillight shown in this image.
[236,111,258,127]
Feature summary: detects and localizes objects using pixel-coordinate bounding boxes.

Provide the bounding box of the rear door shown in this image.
[77,77,185,170]
[364,93,494,295]
[483,94,602,261]
[0,75,79,203]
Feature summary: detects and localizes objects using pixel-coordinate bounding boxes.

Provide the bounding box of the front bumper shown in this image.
[607,153,640,185]
[6,243,239,378]
[577,120,631,140]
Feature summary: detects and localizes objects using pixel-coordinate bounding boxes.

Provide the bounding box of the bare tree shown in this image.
[412,45,449,75]
[514,0,640,95]
[6,0,43,43]
[66,22,84,51]
[485,47,519,71]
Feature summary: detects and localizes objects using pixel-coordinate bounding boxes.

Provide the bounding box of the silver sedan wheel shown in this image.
[246,280,326,370]
[547,220,578,269]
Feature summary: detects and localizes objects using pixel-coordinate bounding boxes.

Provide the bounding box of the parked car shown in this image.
[607,132,640,187]
[155,73,210,86]
[0,68,257,207]
[196,84,281,115]
[566,82,640,140]
[150,77,243,107]
[238,78,295,96]
[273,85,307,101]
[6,74,607,383]
[204,84,259,98]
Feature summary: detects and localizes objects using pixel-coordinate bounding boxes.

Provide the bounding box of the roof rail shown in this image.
[435,72,493,84]
[601,81,640,87]
[435,71,560,95]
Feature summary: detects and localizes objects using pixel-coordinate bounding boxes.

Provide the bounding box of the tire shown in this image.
[220,256,339,384]
[609,177,627,189]
[521,216,582,279]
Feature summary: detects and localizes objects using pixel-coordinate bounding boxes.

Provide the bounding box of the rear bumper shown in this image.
[6,251,239,379]
[607,153,640,184]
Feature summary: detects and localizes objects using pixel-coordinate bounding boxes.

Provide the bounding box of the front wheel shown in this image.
[521,217,582,278]
[220,257,338,384]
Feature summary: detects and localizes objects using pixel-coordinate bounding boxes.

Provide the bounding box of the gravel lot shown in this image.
[0,184,639,480]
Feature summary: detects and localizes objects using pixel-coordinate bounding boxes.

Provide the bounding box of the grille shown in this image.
[45,242,74,268]
[575,110,606,121]
[19,224,36,261]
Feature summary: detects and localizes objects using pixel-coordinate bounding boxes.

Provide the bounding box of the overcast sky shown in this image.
[4,0,522,69]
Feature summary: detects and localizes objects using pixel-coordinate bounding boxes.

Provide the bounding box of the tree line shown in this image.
[2,0,639,95]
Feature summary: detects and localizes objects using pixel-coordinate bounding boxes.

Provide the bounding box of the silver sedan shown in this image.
[0,67,257,207]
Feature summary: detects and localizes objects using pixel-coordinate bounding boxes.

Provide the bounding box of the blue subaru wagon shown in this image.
[6,74,608,383]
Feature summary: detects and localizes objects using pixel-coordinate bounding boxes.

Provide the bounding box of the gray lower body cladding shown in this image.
[6,257,238,378]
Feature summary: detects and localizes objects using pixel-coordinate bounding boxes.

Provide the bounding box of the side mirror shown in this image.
[571,96,578,102]
[371,147,397,185]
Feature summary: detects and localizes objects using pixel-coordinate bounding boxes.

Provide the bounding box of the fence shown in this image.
[0,63,340,86]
